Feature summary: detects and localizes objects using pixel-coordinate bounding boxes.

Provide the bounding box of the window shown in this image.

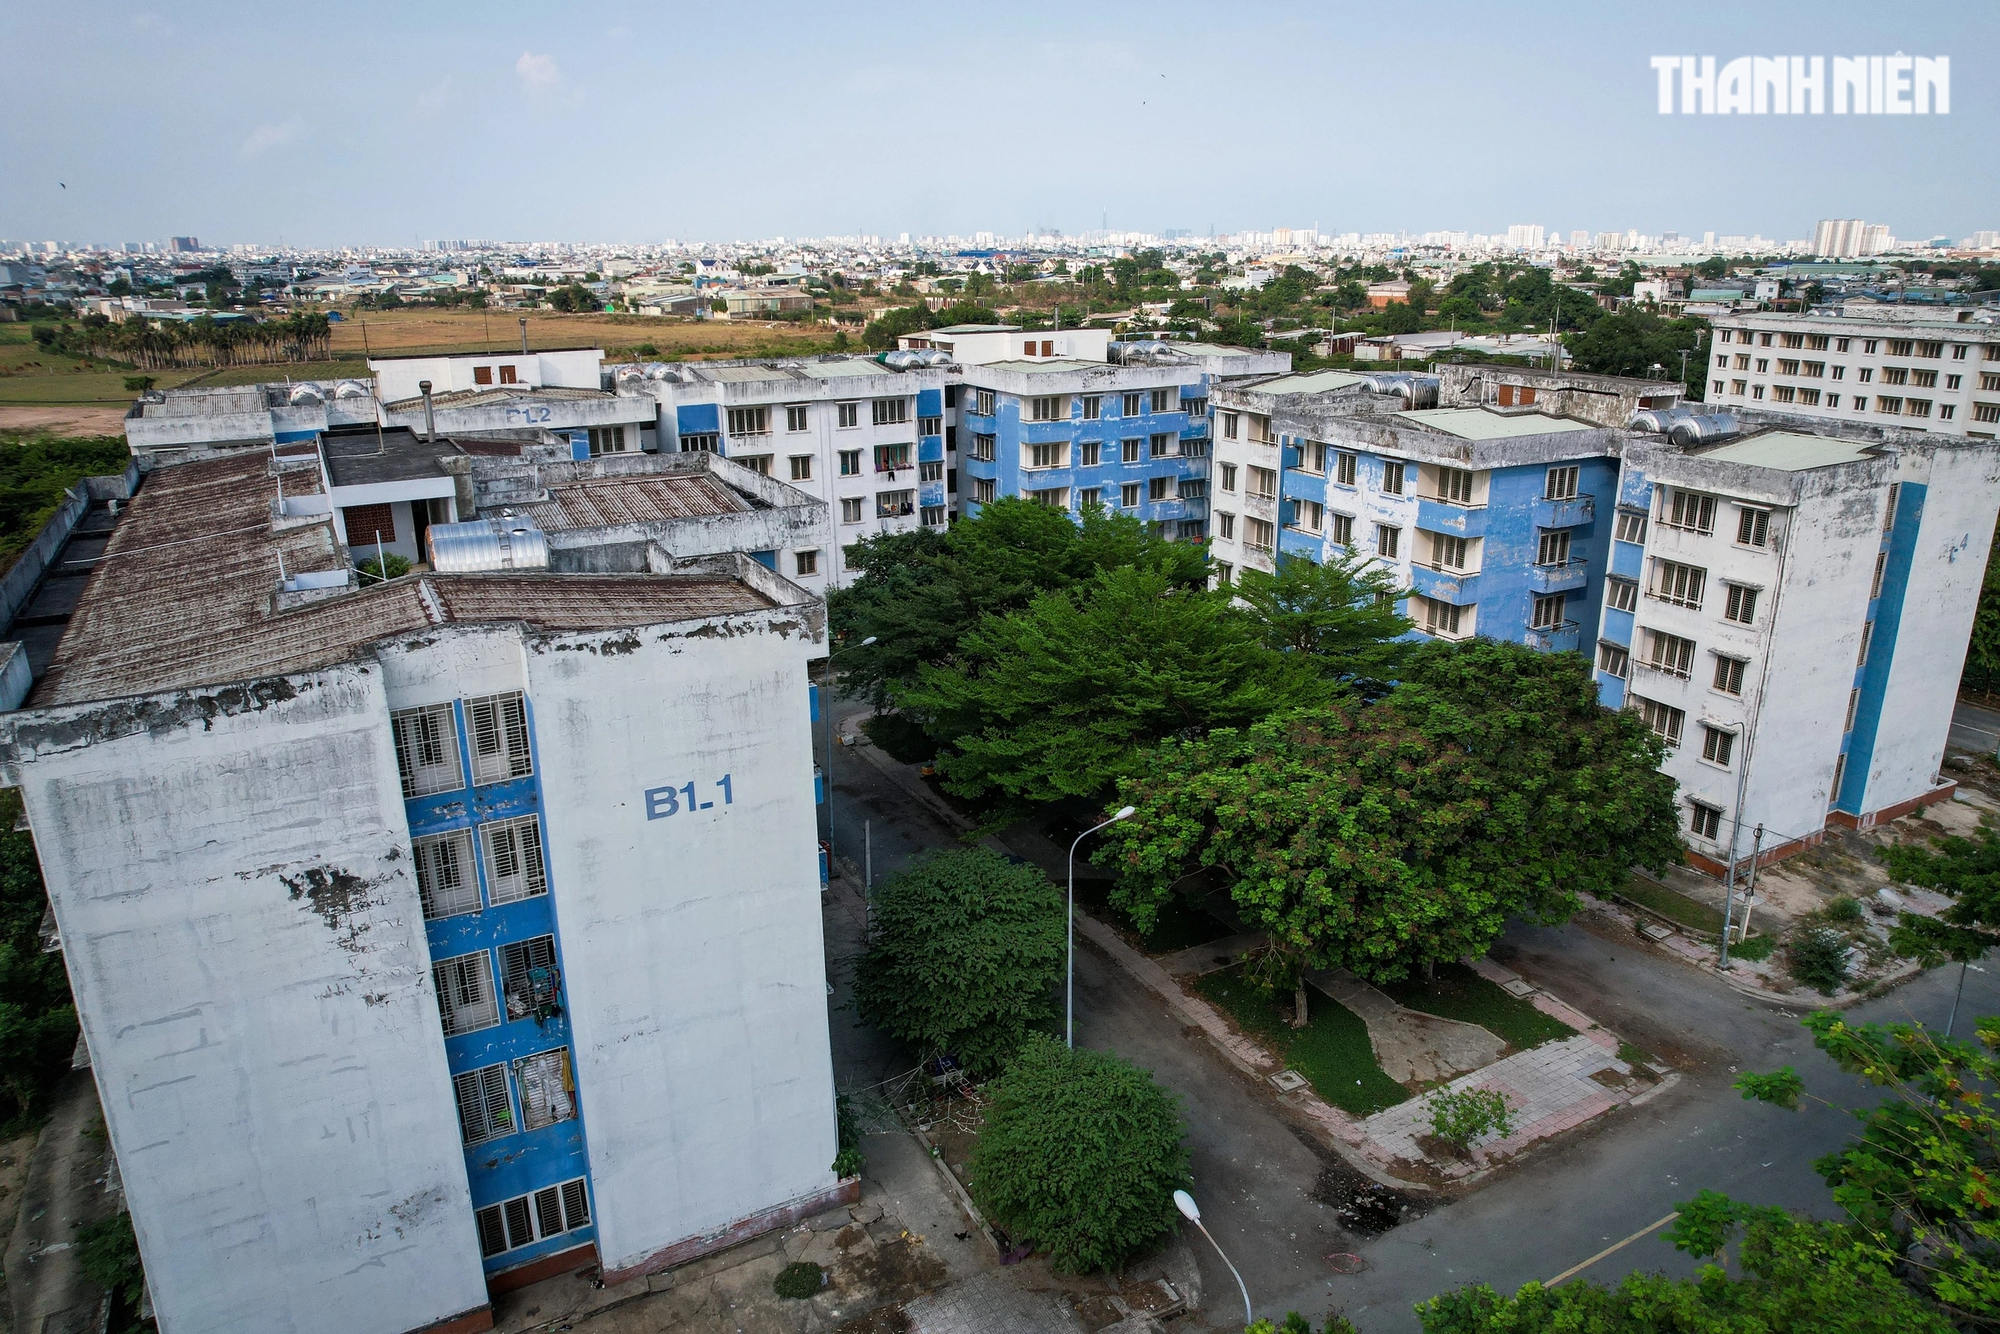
[1148,476,1169,502]
[1606,577,1638,612]
[1845,688,1861,733]
[1026,487,1069,509]
[1435,467,1474,504]
[587,425,630,456]
[1713,655,1746,696]
[1858,620,1873,665]
[1942,405,1957,421]
[1335,451,1357,486]
[922,505,947,527]
[1423,598,1465,638]
[1179,478,1206,501]
[679,433,720,453]
[918,414,941,436]
[482,816,547,905]
[1836,338,1851,352]
[1330,513,1355,547]
[1077,440,1101,467]
[1777,359,1800,376]
[1780,333,1803,349]
[1598,642,1629,679]
[1736,507,1769,548]
[738,455,772,476]
[1701,726,1736,768]
[1247,466,1278,499]
[434,952,500,1036]
[473,365,493,386]
[1881,367,1909,386]
[1215,561,1234,585]
[1082,395,1102,420]
[1878,396,1906,415]
[500,935,560,1024]
[1376,525,1401,559]
[1802,361,1824,377]
[840,497,864,523]
[795,549,819,577]
[973,478,995,504]
[1723,583,1758,625]
[499,365,518,385]
[726,406,770,436]
[1832,366,1846,380]
[467,692,532,784]
[1120,482,1142,508]
[1221,412,1239,439]
[839,448,863,476]
[1661,490,1716,534]
[1908,399,1932,418]
[1887,339,1913,357]
[415,831,479,919]
[1712,380,1725,396]
[969,434,995,463]
[1217,512,1235,540]
[1731,380,1748,396]
[1028,395,1065,422]
[1536,530,1572,566]
[837,402,860,428]
[1294,499,1324,533]
[786,404,809,432]
[1771,386,1795,403]
[1245,518,1276,553]
[475,1179,590,1259]
[1299,442,1326,475]
[1651,559,1706,608]
[919,460,944,482]
[1150,388,1170,413]
[1645,629,1696,677]
[1183,396,1208,416]
[1871,552,1886,599]
[1123,393,1142,417]
[780,454,809,484]
[1858,367,1875,384]
[1220,463,1237,492]
[872,398,910,426]
[516,1048,576,1131]
[455,1065,513,1145]
[873,443,911,472]
[1913,369,1938,389]
[1632,696,1685,746]
[392,703,463,797]
[1531,592,1567,629]
[1382,460,1405,495]
[1799,389,1821,406]
[972,389,996,417]
[1151,433,1175,458]
[1827,394,1841,408]
[876,489,915,518]
[1976,404,2000,425]
[1430,532,1469,570]
[1688,801,1722,840]
[1175,519,1207,541]
[1545,466,1579,500]
[1614,510,1648,545]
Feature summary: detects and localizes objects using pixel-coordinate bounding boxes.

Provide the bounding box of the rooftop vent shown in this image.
[427,516,550,573]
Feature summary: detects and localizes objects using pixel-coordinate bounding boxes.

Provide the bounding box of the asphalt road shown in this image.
[1950,698,2000,757]
[816,701,2000,1332]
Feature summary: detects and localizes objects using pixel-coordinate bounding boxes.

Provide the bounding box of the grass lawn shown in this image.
[1618,877,1724,934]
[1379,962,1575,1051]
[1194,964,1409,1115]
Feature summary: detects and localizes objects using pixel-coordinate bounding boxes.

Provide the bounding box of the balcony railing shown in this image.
[1524,620,1582,653]
[1533,493,1595,529]
[1528,558,1589,594]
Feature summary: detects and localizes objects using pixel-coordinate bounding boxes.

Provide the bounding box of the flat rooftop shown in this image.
[34,452,774,707]
[1394,408,1596,440]
[979,359,1106,375]
[1696,430,1882,471]
[381,386,612,411]
[321,426,452,487]
[1251,370,1368,395]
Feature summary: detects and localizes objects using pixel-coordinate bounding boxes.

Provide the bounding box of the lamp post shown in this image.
[1173,1190,1251,1327]
[1068,805,1135,1048]
[821,636,876,880]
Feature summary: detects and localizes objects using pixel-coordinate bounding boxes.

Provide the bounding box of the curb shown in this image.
[899,1114,1001,1260]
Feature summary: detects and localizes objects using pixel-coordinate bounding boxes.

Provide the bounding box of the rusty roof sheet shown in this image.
[33,452,775,707]
[522,474,751,530]
[382,386,613,410]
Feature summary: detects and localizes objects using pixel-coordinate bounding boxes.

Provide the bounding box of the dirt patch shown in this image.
[837,1233,949,1304]
[836,1303,913,1334]
[1309,1160,1428,1234]
[0,406,130,435]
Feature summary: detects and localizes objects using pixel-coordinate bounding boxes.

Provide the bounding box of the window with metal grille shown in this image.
[1702,726,1735,767]
[1688,801,1721,840]
[1597,642,1629,679]
[876,489,915,518]
[482,817,547,904]
[475,1177,590,1258]
[1645,630,1695,677]
[415,830,479,919]
[1723,584,1758,625]
[434,952,499,1035]
[455,1064,514,1145]
[1536,530,1571,566]
[796,549,819,576]
[1531,592,1567,629]
[1545,466,1579,500]
[1631,696,1684,746]
[1606,577,1638,612]
[392,703,462,797]
[1713,655,1747,695]
[516,1048,576,1131]
[1660,490,1716,533]
[466,693,531,784]
[1651,560,1706,608]
[501,935,561,1025]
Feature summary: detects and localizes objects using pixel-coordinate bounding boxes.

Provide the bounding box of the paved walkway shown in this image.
[905,1270,1087,1334]
[1310,969,1505,1085]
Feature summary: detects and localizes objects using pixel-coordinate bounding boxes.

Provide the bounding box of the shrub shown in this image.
[831,1093,863,1178]
[121,375,155,392]
[77,1212,146,1310]
[853,848,1063,1073]
[1788,927,1852,995]
[967,1035,1188,1273]
[1824,895,1864,923]
[1731,934,1777,962]
[1248,1317,1358,1334]
[772,1261,823,1299]
[357,553,412,583]
[1425,1087,1514,1151]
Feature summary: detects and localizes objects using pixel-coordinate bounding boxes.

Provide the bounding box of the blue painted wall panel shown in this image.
[676,403,720,434]
[1838,483,1925,812]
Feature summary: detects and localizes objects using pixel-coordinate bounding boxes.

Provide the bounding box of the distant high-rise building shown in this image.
[1570,230,1590,248]
[168,236,202,253]
[1504,223,1545,251]
[1812,219,1893,258]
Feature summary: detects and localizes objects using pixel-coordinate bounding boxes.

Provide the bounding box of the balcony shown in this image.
[1528,558,1589,594]
[1409,563,1481,604]
[1182,418,1210,437]
[1524,621,1582,653]
[1415,496,1489,538]
[1532,493,1595,529]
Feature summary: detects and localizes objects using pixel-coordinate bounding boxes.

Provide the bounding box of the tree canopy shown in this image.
[1877,826,2000,964]
[1233,552,1412,689]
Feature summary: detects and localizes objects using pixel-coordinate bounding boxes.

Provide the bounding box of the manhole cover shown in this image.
[1500,978,1536,998]
[1269,1069,1309,1093]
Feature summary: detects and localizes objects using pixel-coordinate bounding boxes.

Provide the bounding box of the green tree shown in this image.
[852,848,1064,1073]
[1233,552,1411,688]
[902,566,1327,808]
[1098,641,1681,992]
[967,1035,1189,1273]
[1380,300,1423,334]
[1877,825,2000,964]
[0,790,78,1127]
[1566,310,1706,379]
[1960,522,2000,694]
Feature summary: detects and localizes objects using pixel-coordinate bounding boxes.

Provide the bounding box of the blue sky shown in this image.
[3,0,1992,247]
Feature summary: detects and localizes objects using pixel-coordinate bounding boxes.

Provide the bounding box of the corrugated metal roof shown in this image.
[1254,370,1368,395]
[523,475,751,529]
[1394,408,1596,440]
[694,366,806,384]
[1698,431,1879,471]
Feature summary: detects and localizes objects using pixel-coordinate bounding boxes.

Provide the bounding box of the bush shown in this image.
[1788,927,1852,995]
[1823,895,1864,923]
[357,553,412,583]
[1425,1087,1514,1151]
[121,375,155,392]
[1248,1317,1358,1334]
[77,1212,146,1310]
[772,1260,823,1299]
[853,848,1063,1073]
[831,1093,863,1178]
[967,1035,1188,1273]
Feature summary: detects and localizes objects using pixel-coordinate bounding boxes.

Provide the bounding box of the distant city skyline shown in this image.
[2,1,1992,247]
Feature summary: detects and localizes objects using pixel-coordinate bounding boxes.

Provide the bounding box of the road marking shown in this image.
[1544,1212,1680,1288]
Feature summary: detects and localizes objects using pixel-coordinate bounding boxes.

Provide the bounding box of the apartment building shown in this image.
[1708,308,2000,438]
[1595,425,2000,868]
[0,451,843,1334]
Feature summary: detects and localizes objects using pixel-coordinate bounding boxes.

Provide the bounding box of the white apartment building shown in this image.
[1708,308,2000,438]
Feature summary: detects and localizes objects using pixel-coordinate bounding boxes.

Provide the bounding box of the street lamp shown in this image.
[1173,1189,1251,1327]
[1068,805,1136,1048]
[822,636,877,879]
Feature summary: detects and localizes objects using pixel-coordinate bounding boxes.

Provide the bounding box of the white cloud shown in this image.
[240,120,300,158]
[515,51,561,95]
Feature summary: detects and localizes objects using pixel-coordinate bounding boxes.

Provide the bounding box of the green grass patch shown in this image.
[1730,934,1777,962]
[1379,962,1575,1051]
[0,431,132,566]
[1193,964,1409,1115]
[1617,877,1724,934]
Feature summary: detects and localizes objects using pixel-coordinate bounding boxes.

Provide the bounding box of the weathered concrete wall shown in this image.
[522,611,837,1277]
[0,668,489,1334]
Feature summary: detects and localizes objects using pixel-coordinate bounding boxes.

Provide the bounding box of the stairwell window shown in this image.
[515,1048,576,1131]
[392,703,463,797]
[467,692,532,784]
[454,1064,514,1145]
[414,831,479,919]
[482,816,547,905]
[1701,726,1736,768]
[434,951,500,1036]
[475,1179,591,1259]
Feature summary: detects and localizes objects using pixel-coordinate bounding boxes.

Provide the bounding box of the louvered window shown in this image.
[475,1177,591,1258]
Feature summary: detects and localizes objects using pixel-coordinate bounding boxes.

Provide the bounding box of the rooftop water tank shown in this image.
[1359,372,1440,409]
[1667,412,1741,447]
[333,379,372,399]
[426,516,550,572]
[288,384,325,405]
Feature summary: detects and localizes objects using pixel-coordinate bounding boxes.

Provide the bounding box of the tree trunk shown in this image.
[1292,979,1310,1028]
